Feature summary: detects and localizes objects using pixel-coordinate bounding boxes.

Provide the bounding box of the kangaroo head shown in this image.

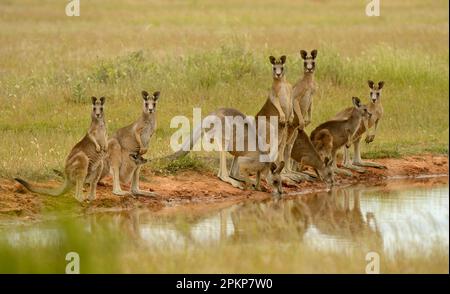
[267,161,285,198]
[91,96,105,120]
[142,90,160,114]
[300,49,317,73]
[318,157,335,186]
[352,96,371,120]
[269,55,286,80]
[368,80,384,104]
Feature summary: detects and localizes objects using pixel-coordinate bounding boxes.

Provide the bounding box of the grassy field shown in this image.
[0,0,448,179]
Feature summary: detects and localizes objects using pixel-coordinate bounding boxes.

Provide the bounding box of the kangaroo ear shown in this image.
[368,80,374,89]
[352,96,361,107]
[311,49,318,59]
[275,161,285,174]
[91,96,97,105]
[269,56,276,65]
[99,97,105,105]
[300,50,307,59]
[280,55,287,64]
[142,90,149,100]
[378,81,385,89]
[153,91,160,101]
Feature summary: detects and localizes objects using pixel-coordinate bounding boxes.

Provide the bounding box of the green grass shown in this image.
[152,154,210,175]
[0,0,448,179]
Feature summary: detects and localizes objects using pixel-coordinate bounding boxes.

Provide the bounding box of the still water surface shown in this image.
[3,180,449,258]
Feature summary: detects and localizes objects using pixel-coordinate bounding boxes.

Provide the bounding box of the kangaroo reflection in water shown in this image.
[228,186,383,249]
[84,186,383,249]
[304,187,383,248]
[86,210,142,241]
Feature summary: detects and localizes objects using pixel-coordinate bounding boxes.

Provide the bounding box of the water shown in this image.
[0,179,448,273]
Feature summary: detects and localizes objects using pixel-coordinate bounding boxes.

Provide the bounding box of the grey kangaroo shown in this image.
[333,80,386,171]
[15,97,108,202]
[310,97,371,176]
[101,90,160,197]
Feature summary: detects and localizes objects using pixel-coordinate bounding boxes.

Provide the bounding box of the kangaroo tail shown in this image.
[166,123,204,160]
[14,177,72,197]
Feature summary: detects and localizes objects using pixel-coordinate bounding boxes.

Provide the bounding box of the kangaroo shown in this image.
[284,49,318,177]
[261,55,305,183]
[256,55,293,167]
[101,90,160,197]
[254,55,294,160]
[15,97,107,202]
[236,158,285,197]
[333,80,386,170]
[290,129,334,185]
[267,55,293,126]
[310,97,372,176]
[293,49,318,128]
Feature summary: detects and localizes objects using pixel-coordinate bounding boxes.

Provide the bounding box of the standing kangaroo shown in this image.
[333,81,386,170]
[285,49,318,177]
[310,97,372,176]
[255,55,293,161]
[15,97,108,202]
[261,55,306,183]
[230,55,293,190]
[293,49,318,128]
[101,90,160,197]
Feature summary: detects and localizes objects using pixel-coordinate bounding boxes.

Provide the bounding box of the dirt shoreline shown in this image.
[0,154,448,221]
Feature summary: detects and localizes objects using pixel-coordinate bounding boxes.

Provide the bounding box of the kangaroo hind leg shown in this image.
[218,151,244,189]
[88,161,104,201]
[67,152,89,202]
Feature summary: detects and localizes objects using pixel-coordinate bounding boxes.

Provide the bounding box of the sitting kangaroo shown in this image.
[310,97,371,176]
[333,80,386,171]
[101,90,160,197]
[15,97,108,202]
